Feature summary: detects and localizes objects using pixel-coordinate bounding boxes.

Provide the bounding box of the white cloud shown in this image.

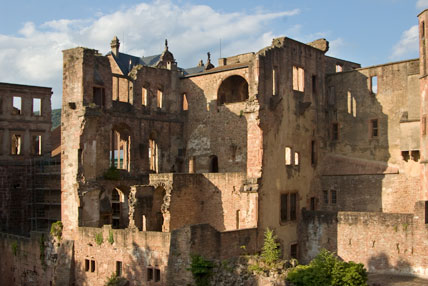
[0,1,300,108]
[390,25,419,60]
[417,0,428,9]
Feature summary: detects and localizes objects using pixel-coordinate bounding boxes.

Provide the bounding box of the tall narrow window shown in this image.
[290,244,298,259]
[157,90,163,109]
[90,260,95,272]
[422,115,427,136]
[112,189,121,229]
[33,98,41,116]
[331,190,337,204]
[312,75,317,94]
[116,261,122,276]
[142,87,148,106]
[147,268,154,281]
[293,66,304,92]
[182,93,188,111]
[285,147,292,165]
[272,69,277,96]
[32,135,42,155]
[370,76,378,94]
[111,130,130,170]
[311,140,316,165]
[11,134,21,155]
[209,155,218,172]
[85,259,90,272]
[12,96,21,115]
[155,269,161,282]
[280,194,288,222]
[425,201,428,224]
[370,119,379,138]
[332,123,339,141]
[294,152,299,166]
[290,193,297,220]
[236,210,240,229]
[323,190,329,204]
[149,139,158,172]
[310,197,316,211]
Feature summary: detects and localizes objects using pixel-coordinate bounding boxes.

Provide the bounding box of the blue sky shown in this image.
[0,0,426,108]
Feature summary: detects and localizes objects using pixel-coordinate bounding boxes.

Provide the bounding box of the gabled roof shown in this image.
[108,52,162,75]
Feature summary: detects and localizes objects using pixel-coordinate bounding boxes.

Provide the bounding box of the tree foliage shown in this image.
[287,249,367,286]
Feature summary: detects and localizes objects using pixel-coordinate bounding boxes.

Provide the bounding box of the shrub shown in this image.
[188,254,215,286]
[11,240,18,256]
[95,232,104,246]
[287,249,367,286]
[105,272,127,286]
[108,230,114,245]
[50,221,63,240]
[261,228,281,268]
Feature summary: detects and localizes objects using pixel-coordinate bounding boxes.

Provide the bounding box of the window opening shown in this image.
[90,260,95,272]
[293,66,304,92]
[310,197,316,211]
[112,189,121,229]
[290,193,297,220]
[155,269,161,282]
[294,152,299,166]
[85,259,90,272]
[11,134,21,155]
[12,96,21,115]
[149,139,158,172]
[323,190,329,204]
[290,244,298,259]
[142,87,148,106]
[272,69,277,96]
[370,76,378,94]
[33,98,41,116]
[217,75,249,105]
[280,194,288,222]
[332,123,339,141]
[147,268,154,281]
[209,155,218,172]
[285,147,292,165]
[236,210,240,229]
[32,135,42,155]
[182,93,188,111]
[425,201,428,224]
[370,119,379,138]
[157,89,163,109]
[111,130,130,170]
[312,75,316,94]
[116,261,122,276]
[423,116,427,136]
[93,87,105,107]
[336,64,343,72]
[331,190,337,204]
[311,141,316,165]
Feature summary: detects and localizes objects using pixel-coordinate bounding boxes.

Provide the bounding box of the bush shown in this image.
[11,240,18,256]
[261,228,281,268]
[287,249,367,286]
[95,232,104,246]
[105,272,127,286]
[188,254,215,286]
[50,221,63,240]
[108,230,114,245]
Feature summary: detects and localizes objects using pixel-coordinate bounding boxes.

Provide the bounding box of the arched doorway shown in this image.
[217,75,249,105]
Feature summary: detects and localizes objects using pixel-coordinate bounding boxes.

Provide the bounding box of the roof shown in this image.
[108,52,162,75]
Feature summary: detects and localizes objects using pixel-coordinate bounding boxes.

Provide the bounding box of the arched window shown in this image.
[209,155,218,173]
[217,75,249,105]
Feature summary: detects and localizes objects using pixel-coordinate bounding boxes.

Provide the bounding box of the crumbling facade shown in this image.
[3,9,428,286]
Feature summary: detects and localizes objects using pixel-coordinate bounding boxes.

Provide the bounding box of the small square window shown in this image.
[336,64,343,72]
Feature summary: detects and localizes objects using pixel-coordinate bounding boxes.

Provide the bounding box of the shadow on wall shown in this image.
[368,252,414,279]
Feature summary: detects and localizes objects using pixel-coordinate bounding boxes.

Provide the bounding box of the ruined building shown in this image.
[2,9,428,286]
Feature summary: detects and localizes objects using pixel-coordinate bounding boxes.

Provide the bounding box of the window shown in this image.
[336,64,343,72]
[32,135,42,155]
[423,116,427,136]
[33,98,41,116]
[147,268,154,281]
[85,259,90,272]
[280,194,288,222]
[294,152,299,165]
[209,155,218,172]
[323,190,329,204]
[155,269,161,282]
[290,193,297,220]
[370,76,378,94]
[111,130,130,170]
[425,201,428,224]
[12,96,21,115]
[290,243,298,259]
[236,210,240,229]
[182,93,188,111]
[112,189,121,229]
[116,261,122,276]
[332,123,339,140]
[272,69,277,96]
[312,75,317,94]
[93,87,105,107]
[311,140,316,165]
[11,134,22,155]
[370,119,379,138]
[293,66,304,92]
[310,197,316,211]
[331,190,337,204]
[157,89,163,109]
[149,139,158,172]
[285,147,292,165]
[142,87,148,106]
[90,260,95,272]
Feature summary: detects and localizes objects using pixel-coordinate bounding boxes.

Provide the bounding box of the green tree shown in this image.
[261,228,281,268]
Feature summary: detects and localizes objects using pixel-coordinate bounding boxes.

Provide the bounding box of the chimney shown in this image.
[111,36,120,56]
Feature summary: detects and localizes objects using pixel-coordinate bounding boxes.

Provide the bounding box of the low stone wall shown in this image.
[300,203,428,277]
